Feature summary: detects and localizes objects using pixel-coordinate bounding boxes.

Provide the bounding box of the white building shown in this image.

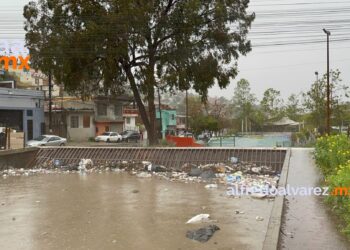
[0,87,45,142]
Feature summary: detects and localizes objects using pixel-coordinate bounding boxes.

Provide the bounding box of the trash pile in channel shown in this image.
[1,156,280,199]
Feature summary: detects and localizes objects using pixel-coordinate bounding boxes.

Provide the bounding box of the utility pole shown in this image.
[323,28,331,135]
[48,71,52,133]
[185,89,189,132]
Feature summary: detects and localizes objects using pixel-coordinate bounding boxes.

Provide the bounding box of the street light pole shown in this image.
[323,28,331,135]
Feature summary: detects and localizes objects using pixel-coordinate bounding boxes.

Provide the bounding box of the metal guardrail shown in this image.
[34,147,288,172]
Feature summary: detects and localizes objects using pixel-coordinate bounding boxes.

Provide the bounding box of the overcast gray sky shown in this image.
[1,0,349,100]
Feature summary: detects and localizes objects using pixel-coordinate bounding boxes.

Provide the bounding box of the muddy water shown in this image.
[0,173,273,250]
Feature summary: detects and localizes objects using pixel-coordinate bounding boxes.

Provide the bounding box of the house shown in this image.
[0,86,45,142]
[46,95,138,141]
[123,107,139,132]
[94,96,134,135]
[156,105,177,138]
[45,99,95,141]
[176,115,187,132]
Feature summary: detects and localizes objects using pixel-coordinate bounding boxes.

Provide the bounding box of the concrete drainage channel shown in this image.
[1,147,291,249]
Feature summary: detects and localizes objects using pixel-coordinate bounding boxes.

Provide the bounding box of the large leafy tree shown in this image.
[285,93,303,121]
[23,0,254,144]
[232,78,256,131]
[303,70,349,133]
[260,88,284,119]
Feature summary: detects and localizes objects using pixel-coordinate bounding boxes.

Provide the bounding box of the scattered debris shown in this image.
[136,172,152,178]
[256,216,264,221]
[0,159,279,201]
[78,159,93,171]
[186,225,220,243]
[230,156,239,164]
[234,210,245,214]
[186,214,210,224]
[205,184,218,189]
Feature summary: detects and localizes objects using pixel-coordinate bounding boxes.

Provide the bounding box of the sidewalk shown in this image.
[280,148,350,250]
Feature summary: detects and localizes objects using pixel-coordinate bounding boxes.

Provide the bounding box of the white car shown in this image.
[26,135,67,147]
[95,132,122,143]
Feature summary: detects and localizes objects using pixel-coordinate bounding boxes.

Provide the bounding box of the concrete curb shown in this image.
[0,147,38,156]
[263,149,291,250]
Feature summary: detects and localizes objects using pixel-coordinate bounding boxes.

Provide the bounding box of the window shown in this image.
[114,104,122,117]
[70,116,79,128]
[41,122,45,134]
[97,103,107,116]
[171,114,175,120]
[83,115,90,128]
[27,110,33,116]
[49,137,60,142]
[126,117,131,124]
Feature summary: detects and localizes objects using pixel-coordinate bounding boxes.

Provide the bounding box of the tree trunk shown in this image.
[124,66,152,141]
[146,61,158,145]
[147,87,157,145]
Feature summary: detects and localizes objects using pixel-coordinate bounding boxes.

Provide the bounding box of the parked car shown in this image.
[95,132,122,143]
[26,135,67,147]
[178,131,193,138]
[121,130,141,142]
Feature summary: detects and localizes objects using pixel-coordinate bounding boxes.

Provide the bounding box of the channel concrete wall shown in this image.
[0,148,39,171]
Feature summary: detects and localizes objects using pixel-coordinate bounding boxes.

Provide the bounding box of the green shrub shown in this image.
[325,160,350,235]
[315,134,350,237]
[314,134,350,176]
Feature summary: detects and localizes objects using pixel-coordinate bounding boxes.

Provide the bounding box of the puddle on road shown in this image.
[0,172,273,250]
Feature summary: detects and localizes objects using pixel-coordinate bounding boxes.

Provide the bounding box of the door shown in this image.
[27,120,33,140]
[47,137,61,146]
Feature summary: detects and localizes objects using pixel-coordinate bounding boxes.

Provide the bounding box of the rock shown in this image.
[132,189,139,194]
[186,225,220,243]
[186,214,210,224]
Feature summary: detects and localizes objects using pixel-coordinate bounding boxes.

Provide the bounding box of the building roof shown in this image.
[0,87,44,99]
[267,117,300,126]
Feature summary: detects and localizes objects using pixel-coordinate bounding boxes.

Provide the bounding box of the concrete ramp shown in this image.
[34,147,287,172]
